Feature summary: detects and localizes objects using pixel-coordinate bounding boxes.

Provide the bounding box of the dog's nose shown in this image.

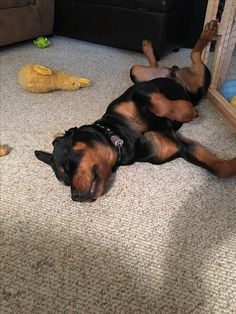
[71,188,81,202]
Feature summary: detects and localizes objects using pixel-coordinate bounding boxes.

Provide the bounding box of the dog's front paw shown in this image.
[171,101,199,123]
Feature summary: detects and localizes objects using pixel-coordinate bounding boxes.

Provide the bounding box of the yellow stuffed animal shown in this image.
[0,144,11,157]
[18,64,91,93]
[230,96,236,109]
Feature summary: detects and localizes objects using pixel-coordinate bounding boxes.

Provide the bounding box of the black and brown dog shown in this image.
[35,21,236,202]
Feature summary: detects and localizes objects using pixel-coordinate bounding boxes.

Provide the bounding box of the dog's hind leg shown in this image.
[130,40,169,83]
[142,39,158,67]
[138,131,236,178]
[177,135,236,178]
[176,20,218,95]
[191,20,217,65]
[136,131,180,164]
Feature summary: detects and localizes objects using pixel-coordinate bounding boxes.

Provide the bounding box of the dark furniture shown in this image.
[54,0,189,57]
[183,0,208,48]
[0,0,54,47]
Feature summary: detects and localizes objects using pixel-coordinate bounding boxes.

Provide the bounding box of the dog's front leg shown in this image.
[149,92,198,122]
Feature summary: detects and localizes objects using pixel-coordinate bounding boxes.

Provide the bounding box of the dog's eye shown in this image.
[72,83,75,86]
[59,166,65,173]
[64,160,70,172]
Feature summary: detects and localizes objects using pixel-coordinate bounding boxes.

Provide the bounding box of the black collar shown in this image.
[93,123,124,170]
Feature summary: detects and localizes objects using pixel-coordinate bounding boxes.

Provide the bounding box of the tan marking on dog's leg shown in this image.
[142,39,158,67]
[175,134,236,178]
[191,20,218,64]
[189,142,236,178]
[130,39,160,83]
[149,93,198,123]
[114,101,148,133]
[177,66,206,94]
[176,21,218,94]
[145,131,179,161]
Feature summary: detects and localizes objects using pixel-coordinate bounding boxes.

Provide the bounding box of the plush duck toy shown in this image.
[18,64,91,93]
[0,144,11,157]
[230,96,236,109]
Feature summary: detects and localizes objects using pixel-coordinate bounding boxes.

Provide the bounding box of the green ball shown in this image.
[33,37,50,48]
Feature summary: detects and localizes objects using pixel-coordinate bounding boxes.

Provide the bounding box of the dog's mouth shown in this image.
[70,163,109,202]
[71,165,101,202]
[89,177,99,200]
[89,164,100,200]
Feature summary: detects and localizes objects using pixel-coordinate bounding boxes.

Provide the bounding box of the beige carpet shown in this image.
[0,37,236,314]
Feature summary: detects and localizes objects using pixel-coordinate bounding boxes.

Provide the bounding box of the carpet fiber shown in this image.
[1,37,236,314]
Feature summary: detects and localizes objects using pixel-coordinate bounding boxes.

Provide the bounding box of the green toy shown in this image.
[33,37,50,48]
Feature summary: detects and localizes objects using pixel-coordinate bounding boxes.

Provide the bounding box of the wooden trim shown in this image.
[203,0,236,130]
[202,0,219,64]
[207,88,236,131]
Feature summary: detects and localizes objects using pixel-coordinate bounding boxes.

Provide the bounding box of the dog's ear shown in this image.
[52,127,78,147]
[35,150,70,185]
[53,132,64,139]
[34,150,54,166]
[65,127,79,136]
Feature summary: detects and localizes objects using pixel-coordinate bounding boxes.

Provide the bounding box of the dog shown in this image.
[35,21,236,202]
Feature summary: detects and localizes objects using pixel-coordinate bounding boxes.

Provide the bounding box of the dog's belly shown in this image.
[152,67,171,78]
[141,67,170,81]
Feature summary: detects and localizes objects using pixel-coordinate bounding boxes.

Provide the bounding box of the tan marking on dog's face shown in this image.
[72,142,86,151]
[114,101,148,132]
[59,165,65,173]
[72,142,117,200]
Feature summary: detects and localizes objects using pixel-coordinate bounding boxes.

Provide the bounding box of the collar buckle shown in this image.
[94,123,124,169]
[110,135,124,148]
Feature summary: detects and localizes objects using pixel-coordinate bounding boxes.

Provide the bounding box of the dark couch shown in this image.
[0,0,54,47]
[183,0,208,48]
[54,0,190,57]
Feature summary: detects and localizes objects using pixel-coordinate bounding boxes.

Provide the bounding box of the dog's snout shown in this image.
[71,188,81,202]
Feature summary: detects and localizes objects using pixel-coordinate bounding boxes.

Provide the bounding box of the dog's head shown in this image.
[35,127,117,201]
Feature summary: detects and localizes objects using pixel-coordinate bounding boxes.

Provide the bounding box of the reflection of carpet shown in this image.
[226,53,236,79]
[1,37,236,313]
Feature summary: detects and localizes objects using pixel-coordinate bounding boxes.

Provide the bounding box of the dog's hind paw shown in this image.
[202,20,218,41]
